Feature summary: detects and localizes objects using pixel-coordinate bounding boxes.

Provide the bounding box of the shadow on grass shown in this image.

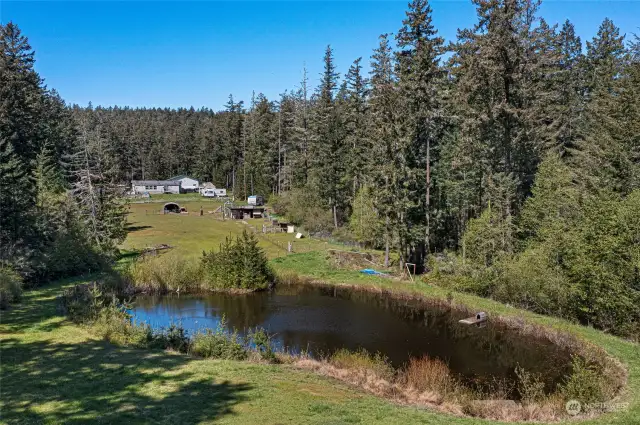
[0,281,76,333]
[1,337,251,424]
[126,224,153,233]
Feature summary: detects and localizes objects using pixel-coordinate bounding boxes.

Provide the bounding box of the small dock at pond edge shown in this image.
[459,312,487,325]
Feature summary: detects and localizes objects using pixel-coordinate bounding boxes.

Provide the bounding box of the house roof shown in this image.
[168,175,198,181]
[132,180,181,185]
[201,182,216,189]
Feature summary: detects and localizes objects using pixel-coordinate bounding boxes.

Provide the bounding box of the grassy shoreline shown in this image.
[2,238,639,424]
[270,252,640,424]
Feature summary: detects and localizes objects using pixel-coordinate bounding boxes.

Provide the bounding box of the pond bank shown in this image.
[55,265,629,422]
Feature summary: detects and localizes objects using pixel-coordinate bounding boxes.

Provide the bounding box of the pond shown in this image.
[131,283,573,395]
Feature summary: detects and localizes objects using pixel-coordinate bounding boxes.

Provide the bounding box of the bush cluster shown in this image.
[0,266,23,309]
[201,230,274,291]
[126,231,274,293]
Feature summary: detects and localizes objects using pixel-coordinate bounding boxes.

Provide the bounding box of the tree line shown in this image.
[1,0,638,337]
[1,23,126,284]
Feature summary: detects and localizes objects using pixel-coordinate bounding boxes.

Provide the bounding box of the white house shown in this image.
[131,180,181,195]
[169,175,200,193]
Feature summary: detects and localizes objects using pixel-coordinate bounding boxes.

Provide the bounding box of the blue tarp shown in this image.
[360,268,386,276]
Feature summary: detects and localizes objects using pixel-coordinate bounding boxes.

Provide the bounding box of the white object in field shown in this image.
[295,232,304,239]
[287,225,295,233]
[202,188,216,197]
[247,195,264,206]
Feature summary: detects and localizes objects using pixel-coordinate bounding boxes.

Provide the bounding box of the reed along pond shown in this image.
[131,283,573,395]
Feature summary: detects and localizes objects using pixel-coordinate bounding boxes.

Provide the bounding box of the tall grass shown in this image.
[329,348,394,381]
[400,356,459,397]
[127,253,202,293]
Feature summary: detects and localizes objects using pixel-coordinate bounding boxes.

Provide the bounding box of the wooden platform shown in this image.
[459,312,487,325]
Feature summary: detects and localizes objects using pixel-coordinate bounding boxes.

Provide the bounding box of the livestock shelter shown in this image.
[163,202,183,214]
[229,205,265,219]
[132,180,180,195]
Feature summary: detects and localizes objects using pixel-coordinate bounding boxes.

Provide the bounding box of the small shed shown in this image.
[229,205,265,219]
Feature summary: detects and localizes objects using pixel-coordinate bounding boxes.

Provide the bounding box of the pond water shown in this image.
[131,283,573,395]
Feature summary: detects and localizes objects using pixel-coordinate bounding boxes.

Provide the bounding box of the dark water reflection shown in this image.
[131,284,572,393]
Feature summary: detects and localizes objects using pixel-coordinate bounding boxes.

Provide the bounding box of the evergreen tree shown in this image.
[309,46,346,227]
[395,0,446,266]
[0,22,42,272]
[369,34,399,266]
[343,57,371,204]
[71,112,127,252]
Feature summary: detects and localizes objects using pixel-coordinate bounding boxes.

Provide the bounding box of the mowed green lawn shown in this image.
[122,200,333,259]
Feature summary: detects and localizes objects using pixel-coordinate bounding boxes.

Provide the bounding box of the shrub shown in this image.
[560,356,608,404]
[58,282,107,322]
[201,230,274,291]
[0,266,23,309]
[329,348,394,381]
[515,365,546,403]
[128,253,202,293]
[92,304,153,347]
[189,317,247,360]
[490,247,574,317]
[153,323,190,352]
[249,327,277,363]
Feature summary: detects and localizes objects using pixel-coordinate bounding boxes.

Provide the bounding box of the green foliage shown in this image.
[153,323,191,352]
[490,247,575,317]
[515,365,546,403]
[272,188,334,234]
[462,205,515,268]
[201,230,274,291]
[0,23,121,284]
[349,186,382,248]
[560,356,608,404]
[0,266,23,309]
[58,282,108,323]
[248,327,277,363]
[190,316,247,360]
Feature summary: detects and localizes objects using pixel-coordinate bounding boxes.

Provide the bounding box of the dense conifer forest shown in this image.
[1,0,638,338]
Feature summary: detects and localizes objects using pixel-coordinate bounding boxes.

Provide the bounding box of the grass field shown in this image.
[2,195,639,424]
[122,201,332,259]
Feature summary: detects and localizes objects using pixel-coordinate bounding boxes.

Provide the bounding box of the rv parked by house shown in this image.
[200,182,227,197]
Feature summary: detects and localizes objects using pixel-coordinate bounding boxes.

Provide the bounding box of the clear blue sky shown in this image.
[2,1,639,110]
